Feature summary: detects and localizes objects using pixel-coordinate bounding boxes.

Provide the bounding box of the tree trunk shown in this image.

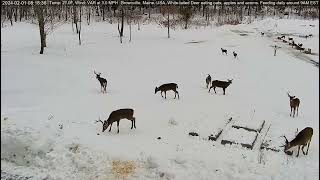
[167,10,170,38]
[9,8,13,26]
[118,9,124,43]
[65,4,68,21]
[102,5,105,21]
[79,6,82,45]
[73,1,78,33]
[35,6,46,54]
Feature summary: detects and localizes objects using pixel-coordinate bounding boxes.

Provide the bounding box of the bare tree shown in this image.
[118,8,124,43]
[34,5,46,54]
[78,5,82,45]
[179,6,193,29]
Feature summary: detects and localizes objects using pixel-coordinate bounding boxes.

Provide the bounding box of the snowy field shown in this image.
[1,17,319,180]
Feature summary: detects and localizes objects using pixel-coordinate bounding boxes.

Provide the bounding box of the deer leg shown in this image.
[290,107,292,117]
[296,146,300,157]
[117,120,120,133]
[174,90,176,99]
[133,117,136,128]
[131,119,133,129]
[302,145,306,155]
[306,141,311,155]
[176,91,180,99]
[164,91,167,99]
[109,123,113,132]
[208,86,212,93]
[293,108,296,118]
[214,87,216,94]
[160,91,163,98]
[296,107,299,117]
[223,88,226,95]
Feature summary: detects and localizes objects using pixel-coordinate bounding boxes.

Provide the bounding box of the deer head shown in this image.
[96,118,110,132]
[287,92,295,100]
[94,71,101,79]
[155,87,159,94]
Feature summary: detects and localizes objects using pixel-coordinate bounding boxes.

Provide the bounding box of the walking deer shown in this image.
[96,108,136,134]
[94,71,107,93]
[155,83,179,99]
[221,48,227,55]
[287,92,300,117]
[281,127,313,157]
[206,74,212,88]
[209,79,233,95]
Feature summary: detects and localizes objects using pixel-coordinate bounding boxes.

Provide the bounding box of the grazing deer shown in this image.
[94,71,107,93]
[281,127,313,157]
[280,35,285,39]
[282,39,287,43]
[287,92,300,117]
[209,79,233,95]
[155,83,179,99]
[233,51,238,58]
[298,43,303,47]
[221,48,227,55]
[206,74,212,88]
[288,37,293,41]
[96,108,136,133]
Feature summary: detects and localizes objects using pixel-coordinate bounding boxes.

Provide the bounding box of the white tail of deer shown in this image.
[281,127,313,157]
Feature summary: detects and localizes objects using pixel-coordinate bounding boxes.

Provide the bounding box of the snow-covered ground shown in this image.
[1,17,319,180]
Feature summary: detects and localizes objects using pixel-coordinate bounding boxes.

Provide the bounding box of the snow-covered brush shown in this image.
[96,109,136,134]
[94,71,107,93]
[280,127,313,157]
[287,92,300,118]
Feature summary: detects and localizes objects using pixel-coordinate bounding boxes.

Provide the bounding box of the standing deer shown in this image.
[221,48,227,55]
[287,92,300,117]
[209,79,233,95]
[94,71,107,93]
[155,83,179,99]
[233,51,238,58]
[281,127,313,157]
[96,108,136,134]
[206,74,212,88]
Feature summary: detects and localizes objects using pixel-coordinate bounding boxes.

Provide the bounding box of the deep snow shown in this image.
[1,17,319,180]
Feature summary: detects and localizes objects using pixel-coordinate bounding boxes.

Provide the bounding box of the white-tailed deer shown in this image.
[233,51,238,58]
[287,92,300,117]
[206,74,211,88]
[221,48,227,55]
[281,127,313,157]
[94,71,107,93]
[209,79,233,95]
[96,108,136,133]
[155,83,179,99]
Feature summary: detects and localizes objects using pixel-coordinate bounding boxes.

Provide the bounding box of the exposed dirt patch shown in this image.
[112,160,136,179]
